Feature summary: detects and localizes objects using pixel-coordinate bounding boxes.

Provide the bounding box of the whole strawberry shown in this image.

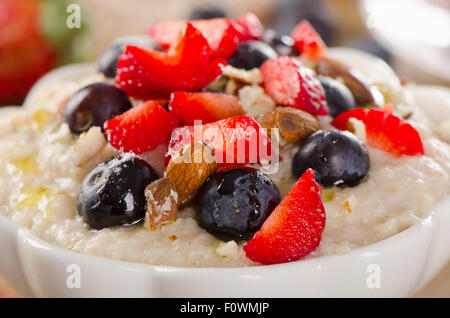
[0,0,83,105]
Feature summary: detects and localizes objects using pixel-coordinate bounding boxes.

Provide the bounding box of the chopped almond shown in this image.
[165,141,217,206]
[144,177,178,231]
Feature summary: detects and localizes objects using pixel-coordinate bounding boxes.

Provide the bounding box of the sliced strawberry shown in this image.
[244,169,326,265]
[261,56,328,115]
[331,108,424,157]
[116,23,224,99]
[148,18,241,59]
[291,20,327,61]
[166,116,272,167]
[104,100,180,154]
[232,13,264,41]
[168,91,244,125]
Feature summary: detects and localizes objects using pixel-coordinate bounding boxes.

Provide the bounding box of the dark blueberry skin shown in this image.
[319,76,356,118]
[64,82,132,134]
[261,29,298,56]
[228,41,278,70]
[97,35,159,78]
[197,168,281,241]
[77,154,158,230]
[188,6,226,20]
[293,130,370,187]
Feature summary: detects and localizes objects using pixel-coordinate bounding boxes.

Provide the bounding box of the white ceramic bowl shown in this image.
[1,55,449,298]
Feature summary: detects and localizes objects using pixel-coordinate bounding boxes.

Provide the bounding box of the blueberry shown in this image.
[319,76,356,117]
[188,6,226,20]
[228,41,278,70]
[197,168,281,241]
[77,154,158,230]
[97,35,159,78]
[64,82,132,134]
[292,130,370,187]
[261,29,298,56]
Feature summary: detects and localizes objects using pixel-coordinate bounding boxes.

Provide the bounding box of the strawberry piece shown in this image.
[244,169,326,265]
[261,56,328,115]
[291,20,327,61]
[104,100,180,154]
[166,116,272,167]
[116,23,224,99]
[331,108,424,157]
[148,18,241,59]
[232,13,264,41]
[168,91,244,125]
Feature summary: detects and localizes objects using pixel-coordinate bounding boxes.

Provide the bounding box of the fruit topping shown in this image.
[228,41,277,70]
[116,23,225,99]
[261,56,329,115]
[197,168,281,241]
[233,13,264,41]
[168,91,244,125]
[261,29,297,56]
[166,116,273,168]
[77,153,158,229]
[292,130,370,187]
[165,142,217,206]
[243,168,326,264]
[331,108,425,157]
[64,82,132,134]
[290,20,327,61]
[315,57,375,107]
[144,177,178,231]
[258,107,320,143]
[319,76,356,117]
[104,100,179,154]
[97,35,159,78]
[148,18,241,59]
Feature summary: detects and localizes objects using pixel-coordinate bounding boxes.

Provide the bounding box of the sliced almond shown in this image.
[165,141,217,206]
[315,57,375,107]
[222,65,263,85]
[258,107,320,143]
[144,177,178,231]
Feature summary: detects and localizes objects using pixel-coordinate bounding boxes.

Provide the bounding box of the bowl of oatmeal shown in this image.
[0,15,449,297]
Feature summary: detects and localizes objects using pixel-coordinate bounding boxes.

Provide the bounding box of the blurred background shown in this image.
[0,0,449,297]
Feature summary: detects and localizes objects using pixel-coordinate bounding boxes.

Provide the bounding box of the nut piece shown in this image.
[144,177,178,231]
[315,57,374,107]
[73,126,107,167]
[165,141,217,206]
[222,65,263,85]
[238,85,276,118]
[258,107,320,143]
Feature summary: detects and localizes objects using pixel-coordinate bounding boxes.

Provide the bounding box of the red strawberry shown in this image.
[116,23,225,99]
[261,56,328,115]
[148,18,241,59]
[331,108,424,157]
[104,100,180,154]
[291,20,327,61]
[0,0,57,105]
[244,168,326,265]
[166,116,272,167]
[232,13,264,41]
[168,91,244,125]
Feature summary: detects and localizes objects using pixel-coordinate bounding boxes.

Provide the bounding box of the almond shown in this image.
[165,141,217,206]
[315,57,375,107]
[144,177,178,231]
[258,107,320,143]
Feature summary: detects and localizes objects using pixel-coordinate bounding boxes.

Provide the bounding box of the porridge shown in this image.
[0,15,449,267]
